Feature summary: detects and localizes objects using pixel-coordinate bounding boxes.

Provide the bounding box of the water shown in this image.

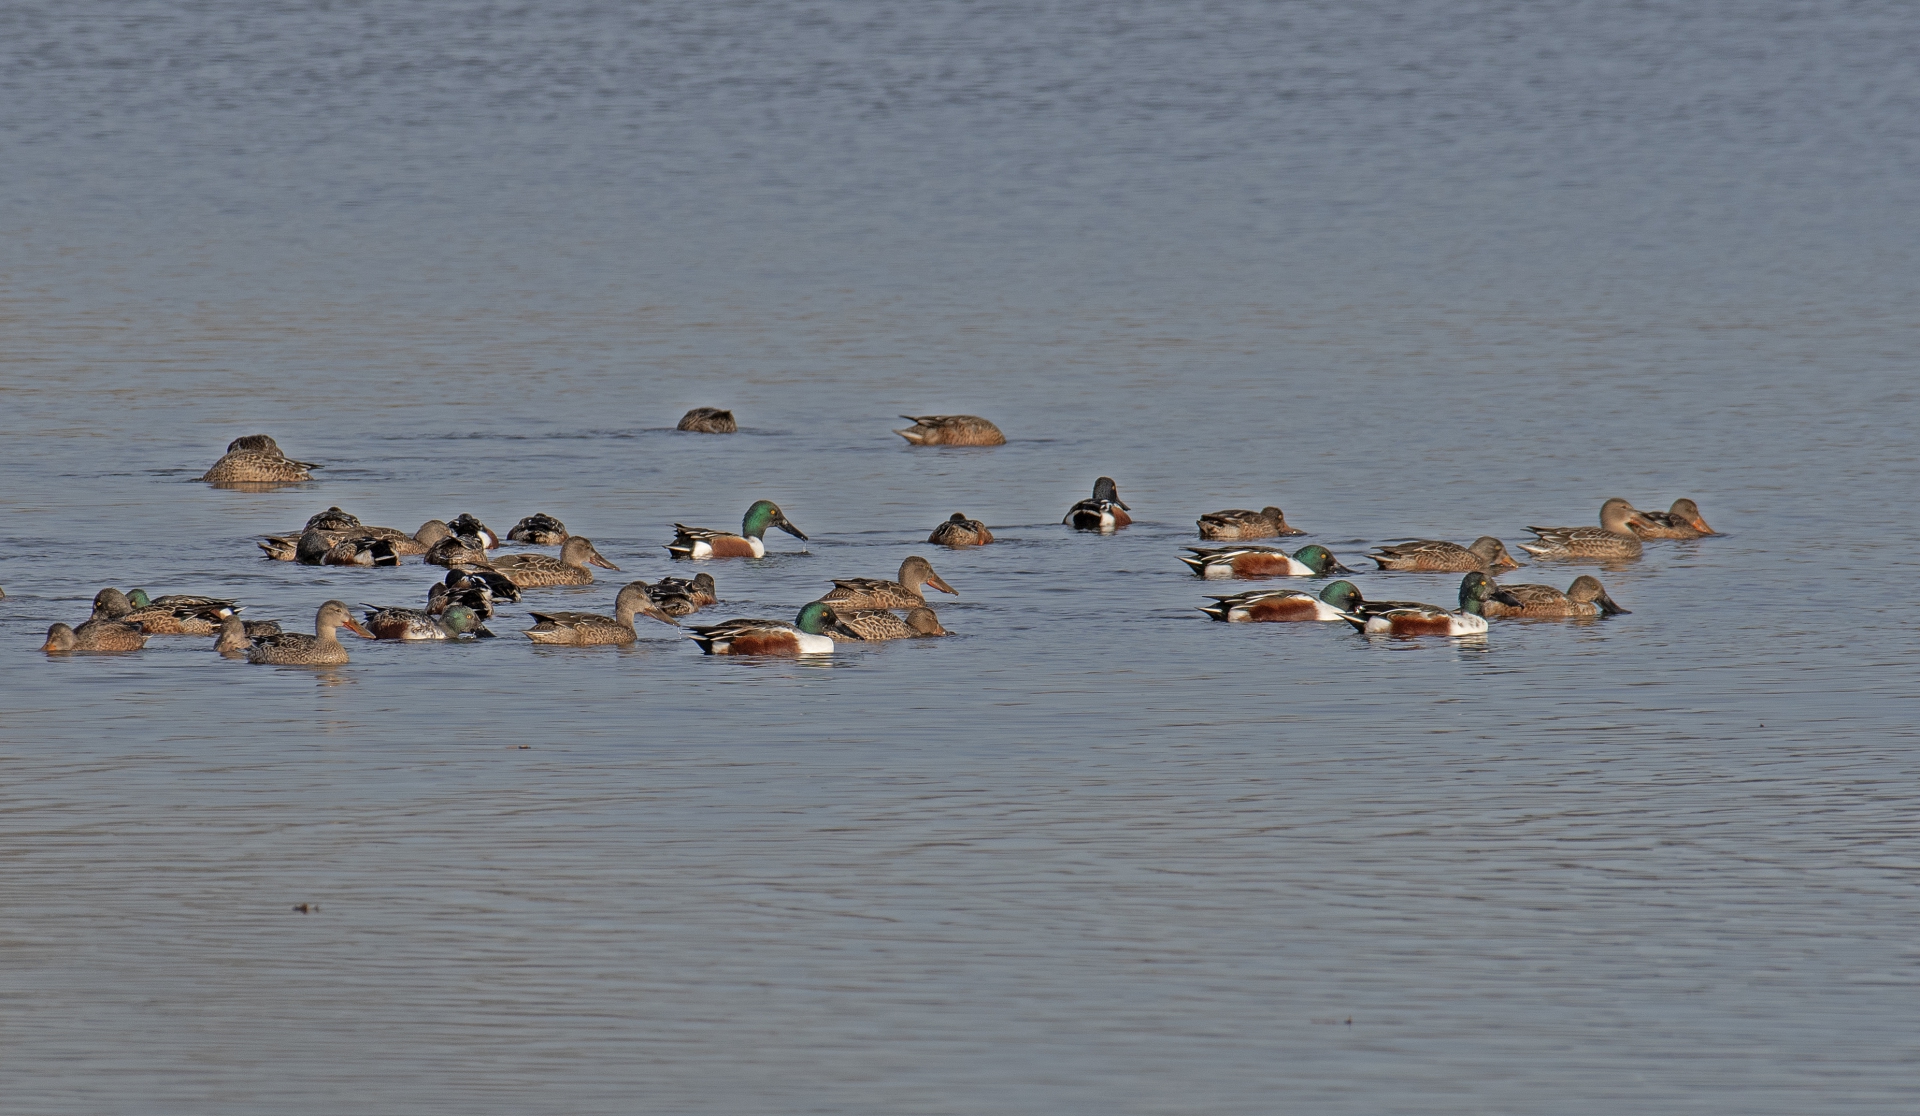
[3,1,1919,1111]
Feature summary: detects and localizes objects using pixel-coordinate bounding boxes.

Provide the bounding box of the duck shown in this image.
[893,414,1006,446]
[259,528,401,566]
[666,500,808,559]
[645,573,718,617]
[820,556,958,609]
[214,616,283,654]
[1178,543,1351,579]
[446,514,500,550]
[42,618,148,652]
[489,535,621,587]
[1339,573,1523,637]
[1199,580,1362,623]
[1368,536,1524,573]
[928,512,994,548]
[362,602,491,640]
[506,513,569,545]
[201,434,319,485]
[301,506,363,532]
[523,582,681,646]
[1480,575,1629,619]
[827,606,949,642]
[1630,498,1717,539]
[687,601,848,655]
[117,589,241,635]
[1519,498,1650,561]
[422,529,493,568]
[244,600,374,664]
[437,567,522,609]
[1196,506,1304,540]
[1064,477,1131,532]
[677,407,738,434]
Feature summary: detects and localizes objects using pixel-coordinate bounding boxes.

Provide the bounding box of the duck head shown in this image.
[743,499,808,541]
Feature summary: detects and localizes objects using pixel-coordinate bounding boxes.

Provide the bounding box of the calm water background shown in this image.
[3,1,1918,1112]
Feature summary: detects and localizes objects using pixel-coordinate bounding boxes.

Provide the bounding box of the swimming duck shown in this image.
[928,512,994,548]
[1196,506,1304,540]
[1480,575,1629,619]
[202,434,318,485]
[828,606,949,642]
[677,407,738,434]
[893,414,1006,446]
[1519,498,1650,561]
[506,513,569,545]
[1199,580,1362,623]
[361,602,491,641]
[489,535,621,587]
[446,514,500,550]
[687,601,848,655]
[42,619,148,652]
[1178,543,1351,579]
[214,616,283,654]
[820,556,958,609]
[523,582,681,646]
[646,573,718,617]
[118,589,241,635]
[1630,498,1717,539]
[437,567,522,609]
[244,600,374,664]
[1368,536,1524,573]
[1064,477,1131,532]
[666,500,808,559]
[422,529,493,568]
[1339,573,1522,637]
[302,506,363,532]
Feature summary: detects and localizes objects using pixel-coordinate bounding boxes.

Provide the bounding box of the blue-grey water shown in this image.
[3,2,1918,1112]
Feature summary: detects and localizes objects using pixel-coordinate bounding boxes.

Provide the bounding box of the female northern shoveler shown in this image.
[1368,536,1524,573]
[214,616,282,654]
[490,536,621,587]
[524,582,681,646]
[1196,506,1303,540]
[1064,477,1131,532]
[666,500,808,559]
[687,601,847,655]
[893,414,1005,446]
[202,434,318,485]
[646,573,718,617]
[1630,498,1717,539]
[929,512,994,548]
[1339,572,1522,636]
[1480,575,1629,619]
[820,556,958,609]
[677,407,738,434]
[244,600,373,664]
[1199,580,1362,623]
[1519,498,1649,561]
[43,619,148,652]
[827,605,949,642]
[1178,543,1351,579]
[361,602,491,641]
[507,513,569,545]
[422,529,492,568]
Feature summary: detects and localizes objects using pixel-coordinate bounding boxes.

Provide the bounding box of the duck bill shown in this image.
[1491,590,1526,607]
[343,617,376,639]
[1691,517,1717,535]
[1495,554,1523,571]
[589,551,622,571]
[776,516,808,541]
[1598,595,1631,615]
[926,574,959,596]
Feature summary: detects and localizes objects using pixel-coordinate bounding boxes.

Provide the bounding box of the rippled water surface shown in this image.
[3,1,1919,1112]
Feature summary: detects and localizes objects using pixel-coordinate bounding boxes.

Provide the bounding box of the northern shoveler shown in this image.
[820,556,958,609]
[1368,536,1524,573]
[928,512,994,548]
[1519,498,1649,561]
[666,500,808,559]
[506,513,569,545]
[430,568,521,617]
[1196,506,1304,540]
[1630,498,1717,539]
[202,434,319,485]
[645,573,718,617]
[827,605,949,642]
[687,601,847,655]
[1065,477,1131,532]
[422,528,492,568]
[893,415,1005,446]
[446,514,500,550]
[1179,543,1352,579]
[490,535,621,587]
[677,407,738,434]
[214,616,282,654]
[1199,580,1362,623]
[1339,572,1521,636]
[42,618,148,652]
[117,589,241,635]
[1481,575,1629,619]
[244,600,373,664]
[523,582,680,646]
[361,602,491,640]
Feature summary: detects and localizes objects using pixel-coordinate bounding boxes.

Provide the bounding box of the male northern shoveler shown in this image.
[1368,536,1523,573]
[523,582,681,646]
[1178,543,1351,579]
[117,589,241,635]
[1196,506,1304,540]
[1339,572,1522,636]
[666,500,808,559]
[1481,575,1629,619]
[202,434,319,485]
[244,600,373,664]
[687,601,848,655]
[361,602,491,641]
[43,619,148,652]
[1064,477,1131,532]
[489,536,621,587]
[1630,498,1717,539]
[646,573,718,617]
[446,514,500,550]
[893,415,1005,446]
[929,513,994,548]
[677,407,738,434]
[1199,580,1362,623]
[214,616,282,654]
[820,556,958,610]
[507,513,569,545]
[422,528,491,568]
[827,605,949,642]
[1519,498,1649,561]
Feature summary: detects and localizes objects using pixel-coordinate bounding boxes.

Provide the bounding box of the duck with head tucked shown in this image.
[488,535,621,587]
[820,556,957,610]
[666,500,808,559]
[523,582,681,646]
[1519,498,1651,561]
[928,513,994,548]
[1481,575,1629,619]
[687,601,852,655]
[893,414,1005,446]
[202,434,319,485]
[1200,580,1362,623]
[1064,477,1131,532]
[1339,573,1523,637]
[645,573,718,617]
[1196,505,1303,541]
[1630,498,1717,539]
[507,513,569,545]
[677,407,738,434]
[244,600,373,664]
[1368,536,1523,574]
[1179,543,1351,579]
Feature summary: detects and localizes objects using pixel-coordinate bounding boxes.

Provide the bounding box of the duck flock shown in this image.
[33,413,1718,663]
